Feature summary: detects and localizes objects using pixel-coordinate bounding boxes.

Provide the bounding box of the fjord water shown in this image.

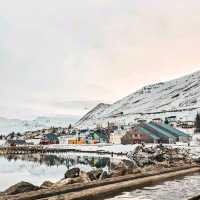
[1,153,200,200]
[107,173,200,200]
[0,153,111,191]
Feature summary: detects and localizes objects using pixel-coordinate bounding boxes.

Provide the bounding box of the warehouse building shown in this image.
[121,122,190,144]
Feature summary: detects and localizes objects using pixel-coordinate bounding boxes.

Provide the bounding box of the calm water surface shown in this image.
[0,153,113,191]
[1,153,200,200]
[107,173,200,200]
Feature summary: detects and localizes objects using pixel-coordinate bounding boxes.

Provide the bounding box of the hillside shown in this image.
[76,103,110,128]
[76,70,200,128]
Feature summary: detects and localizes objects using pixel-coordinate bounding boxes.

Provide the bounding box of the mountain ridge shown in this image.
[76,70,200,128]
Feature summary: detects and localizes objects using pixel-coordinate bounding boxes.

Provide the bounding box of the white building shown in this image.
[110,130,126,144]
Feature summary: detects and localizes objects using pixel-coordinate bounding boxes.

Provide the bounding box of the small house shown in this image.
[40,133,59,145]
[180,121,195,129]
[110,130,126,144]
[166,116,177,122]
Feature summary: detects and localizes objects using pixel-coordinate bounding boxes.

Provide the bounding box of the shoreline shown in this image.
[0,144,200,199]
[1,165,199,200]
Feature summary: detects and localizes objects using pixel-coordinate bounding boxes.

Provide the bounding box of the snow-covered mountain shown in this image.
[76,103,110,127]
[0,115,80,135]
[76,70,200,128]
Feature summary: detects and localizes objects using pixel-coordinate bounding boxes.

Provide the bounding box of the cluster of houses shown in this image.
[1,115,195,147]
[149,116,195,129]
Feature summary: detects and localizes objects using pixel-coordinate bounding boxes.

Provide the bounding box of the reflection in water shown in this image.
[0,153,114,191]
[3,153,111,170]
[1,154,200,199]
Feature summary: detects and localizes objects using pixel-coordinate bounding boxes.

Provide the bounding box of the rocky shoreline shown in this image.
[0,144,198,198]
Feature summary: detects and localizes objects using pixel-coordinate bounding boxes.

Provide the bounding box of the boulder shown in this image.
[122,160,137,174]
[110,160,122,170]
[122,160,135,169]
[132,168,142,174]
[64,168,80,179]
[80,171,91,182]
[127,145,191,168]
[4,181,39,195]
[40,181,54,189]
[111,162,127,177]
[87,169,103,181]
[55,176,89,187]
[54,178,74,187]
[99,171,110,180]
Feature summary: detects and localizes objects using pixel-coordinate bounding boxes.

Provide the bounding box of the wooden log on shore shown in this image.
[44,167,200,200]
[1,165,199,200]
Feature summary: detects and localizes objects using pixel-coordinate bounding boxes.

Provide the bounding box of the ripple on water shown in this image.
[106,173,200,200]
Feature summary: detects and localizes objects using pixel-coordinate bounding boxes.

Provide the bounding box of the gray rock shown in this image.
[4,181,39,195]
[99,171,110,180]
[111,162,128,177]
[64,168,80,179]
[40,181,54,189]
[87,169,103,181]
[127,145,191,168]
[55,176,89,187]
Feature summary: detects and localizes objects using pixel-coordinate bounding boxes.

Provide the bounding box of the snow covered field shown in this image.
[47,144,139,154]
[46,143,198,155]
[1,138,200,160]
[0,140,5,146]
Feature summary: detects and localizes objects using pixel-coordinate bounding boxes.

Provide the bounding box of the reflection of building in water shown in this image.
[1,153,111,170]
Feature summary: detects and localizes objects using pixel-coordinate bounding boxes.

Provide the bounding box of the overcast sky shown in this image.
[1,0,200,119]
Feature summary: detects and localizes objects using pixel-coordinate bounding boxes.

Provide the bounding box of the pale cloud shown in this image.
[0,0,200,119]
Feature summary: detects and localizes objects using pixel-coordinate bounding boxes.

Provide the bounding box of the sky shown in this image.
[0,0,200,120]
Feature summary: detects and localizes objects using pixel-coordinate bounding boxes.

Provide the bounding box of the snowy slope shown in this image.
[77,70,200,128]
[0,115,80,135]
[76,103,110,128]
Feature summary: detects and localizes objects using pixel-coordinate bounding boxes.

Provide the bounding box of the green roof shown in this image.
[151,122,189,137]
[147,123,176,139]
[138,127,160,140]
